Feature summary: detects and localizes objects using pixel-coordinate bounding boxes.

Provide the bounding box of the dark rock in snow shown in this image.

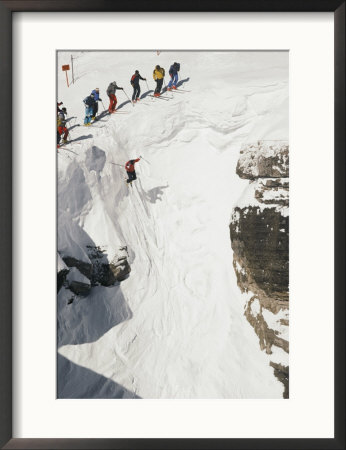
[87,245,131,286]
[58,246,131,295]
[57,268,69,293]
[243,296,289,354]
[62,256,93,279]
[57,252,69,293]
[68,280,91,296]
[270,361,289,399]
[66,267,91,296]
[230,206,289,303]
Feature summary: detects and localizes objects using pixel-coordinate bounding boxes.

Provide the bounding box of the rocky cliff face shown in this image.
[230,141,289,398]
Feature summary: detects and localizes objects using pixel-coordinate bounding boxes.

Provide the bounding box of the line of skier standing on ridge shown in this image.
[81,61,181,125]
[57,61,181,183]
[57,61,181,145]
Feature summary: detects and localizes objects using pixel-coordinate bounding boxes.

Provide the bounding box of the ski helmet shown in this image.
[156,65,160,70]
[135,70,139,74]
[90,93,95,97]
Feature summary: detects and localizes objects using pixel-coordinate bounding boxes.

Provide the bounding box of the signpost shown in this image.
[62,64,70,87]
[71,55,74,84]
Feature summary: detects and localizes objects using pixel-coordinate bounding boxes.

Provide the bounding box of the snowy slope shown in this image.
[57,51,288,398]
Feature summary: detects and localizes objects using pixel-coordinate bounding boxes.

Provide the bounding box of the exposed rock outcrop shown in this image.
[66,267,91,296]
[230,140,289,397]
[57,245,131,295]
[236,141,289,179]
[57,252,69,293]
[62,256,93,279]
[87,245,131,286]
[270,362,289,399]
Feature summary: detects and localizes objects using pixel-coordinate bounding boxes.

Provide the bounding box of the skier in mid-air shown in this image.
[125,158,141,184]
[130,70,146,103]
[90,87,102,119]
[167,62,180,91]
[106,81,124,114]
[83,92,96,126]
[153,65,165,97]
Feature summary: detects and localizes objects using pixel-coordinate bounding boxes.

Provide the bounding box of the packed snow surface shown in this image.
[57,51,288,398]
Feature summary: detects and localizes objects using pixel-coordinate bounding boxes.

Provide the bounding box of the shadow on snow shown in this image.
[57,354,141,399]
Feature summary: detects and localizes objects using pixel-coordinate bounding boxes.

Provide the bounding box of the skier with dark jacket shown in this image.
[125,158,141,183]
[91,88,102,119]
[83,93,96,125]
[130,70,146,103]
[106,81,123,114]
[167,62,180,90]
[57,107,67,122]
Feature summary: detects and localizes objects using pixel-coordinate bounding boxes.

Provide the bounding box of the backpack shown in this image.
[130,74,136,85]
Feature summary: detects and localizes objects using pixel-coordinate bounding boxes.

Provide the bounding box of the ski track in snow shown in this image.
[57,51,288,398]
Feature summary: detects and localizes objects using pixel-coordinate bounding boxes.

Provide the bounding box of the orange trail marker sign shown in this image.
[62,64,70,87]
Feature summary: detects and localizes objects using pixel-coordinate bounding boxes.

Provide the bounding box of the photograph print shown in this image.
[57,50,289,399]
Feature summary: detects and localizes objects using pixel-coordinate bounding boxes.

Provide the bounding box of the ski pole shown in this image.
[109,162,124,167]
[140,155,150,164]
[101,100,106,111]
[123,89,134,107]
[163,78,173,96]
[145,80,150,92]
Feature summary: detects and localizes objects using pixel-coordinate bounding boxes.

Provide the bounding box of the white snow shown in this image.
[57,252,68,272]
[250,298,261,316]
[57,51,288,398]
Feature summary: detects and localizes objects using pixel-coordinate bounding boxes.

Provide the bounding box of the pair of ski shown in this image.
[148,95,171,101]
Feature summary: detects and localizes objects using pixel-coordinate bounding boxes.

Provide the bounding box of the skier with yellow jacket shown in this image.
[153,65,165,97]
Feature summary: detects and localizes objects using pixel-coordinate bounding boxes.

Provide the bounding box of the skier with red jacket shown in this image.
[125,158,140,183]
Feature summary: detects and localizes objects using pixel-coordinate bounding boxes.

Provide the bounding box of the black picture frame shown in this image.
[1,1,345,449]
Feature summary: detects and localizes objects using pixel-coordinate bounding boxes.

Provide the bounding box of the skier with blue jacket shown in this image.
[83,93,96,126]
[91,88,102,119]
[167,62,180,90]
